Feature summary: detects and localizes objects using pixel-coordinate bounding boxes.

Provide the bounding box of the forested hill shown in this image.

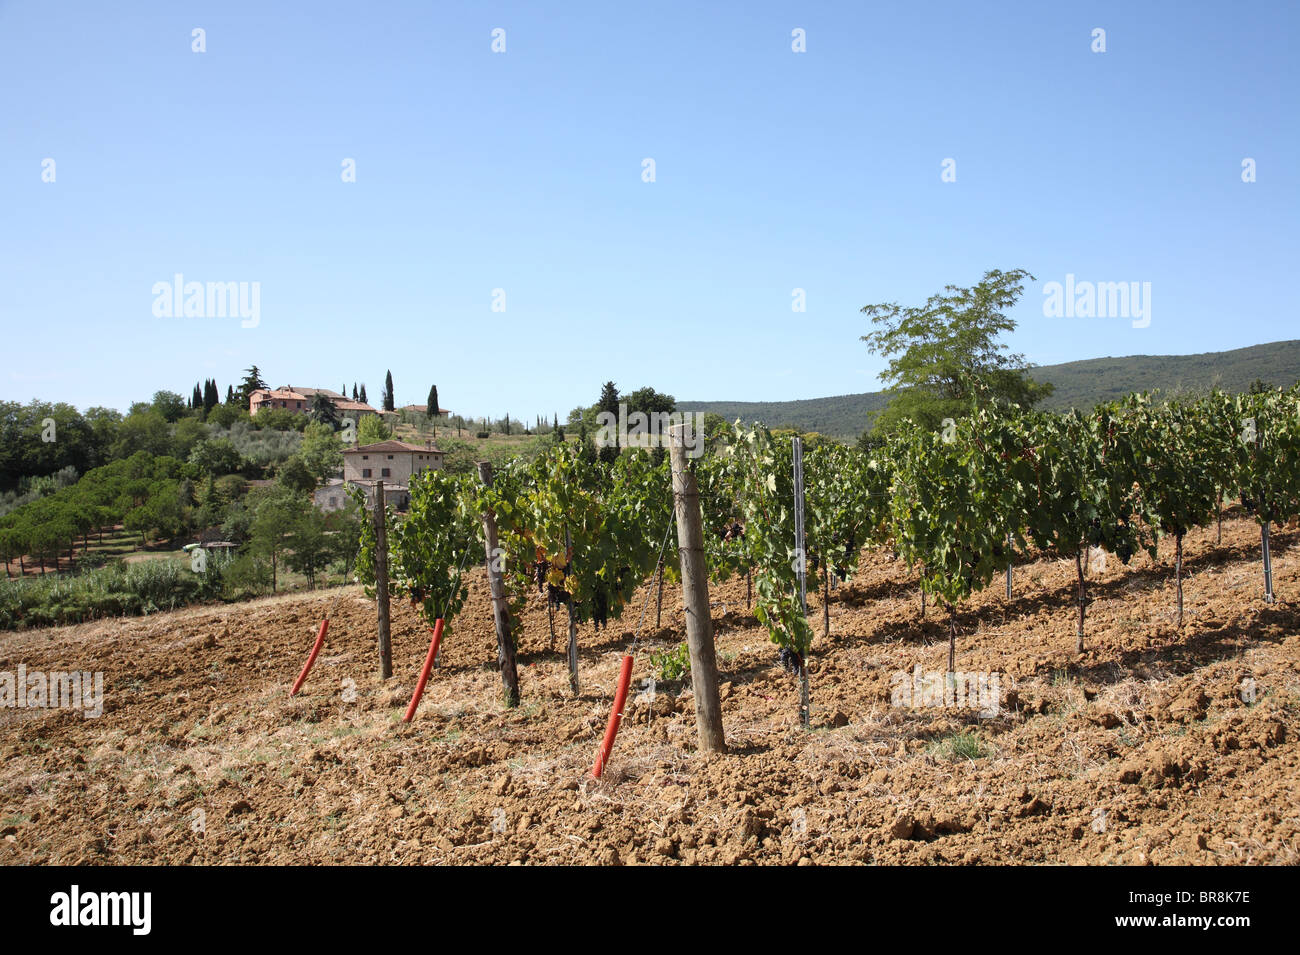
[680,340,1300,439]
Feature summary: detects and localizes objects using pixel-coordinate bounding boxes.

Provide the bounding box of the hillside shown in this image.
[680,340,1300,439]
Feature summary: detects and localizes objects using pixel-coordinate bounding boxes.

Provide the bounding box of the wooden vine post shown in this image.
[565,526,580,695]
[669,424,726,754]
[792,436,811,729]
[374,480,392,680]
[478,462,520,706]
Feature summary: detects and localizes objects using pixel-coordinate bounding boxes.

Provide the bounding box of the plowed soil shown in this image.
[2,513,1297,865]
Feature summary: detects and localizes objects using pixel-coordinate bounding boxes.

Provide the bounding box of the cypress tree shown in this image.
[383,370,395,412]
[359,383,368,405]
[597,381,620,463]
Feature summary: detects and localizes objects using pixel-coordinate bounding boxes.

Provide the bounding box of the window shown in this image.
[328,497,337,508]
[387,454,394,459]
[361,455,368,460]
[382,468,391,477]
[362,468,372,478]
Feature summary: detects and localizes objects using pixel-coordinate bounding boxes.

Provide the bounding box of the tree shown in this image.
[276,455,317,494]
[0,523,27,577]
[123,479,188,546]
[861,269,1052,433]
[203,379,219,416]
[151,390,189,423]
[205,403,245,428]
[383,370,395,412]
[427,385,440,434]
[299,423,343,484]
[110,411,172,459]
[352,383,359,401]
[226,385,236,405]
[172,417,208,459]
[250,487,305,592]
[0,401,101,489]
[309,393,339,428]
[597,381,620,463]
[359,383,368,406]
[189,438,244,478]
[191,383,202,411]
[625,386,675,418]
[285,507,332,589]
[240,366,267,403]
[357,414,392,445]
[251,407,306,432]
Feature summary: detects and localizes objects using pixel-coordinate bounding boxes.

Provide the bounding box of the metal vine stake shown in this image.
[792,436,810,729]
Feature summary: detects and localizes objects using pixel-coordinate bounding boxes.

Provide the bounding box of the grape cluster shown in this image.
[591,586,609,631]
[837,533,856,581]
[777,647,804,676]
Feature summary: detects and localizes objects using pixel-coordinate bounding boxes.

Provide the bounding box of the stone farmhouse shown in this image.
[314,440,445,512]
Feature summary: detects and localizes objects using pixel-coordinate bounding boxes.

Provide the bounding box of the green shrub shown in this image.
[649,642,691,681]
[0,555,212,630]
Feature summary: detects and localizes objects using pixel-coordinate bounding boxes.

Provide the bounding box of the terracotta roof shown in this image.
[343,440,444,454]
[334,400,379,413]
[250,388,306,401]
[284,386,344,400]
[401,404,452,415]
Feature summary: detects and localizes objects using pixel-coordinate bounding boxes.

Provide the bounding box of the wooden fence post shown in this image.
[374,480,392,680]
[669,424,726,754]
[478,462,520,706]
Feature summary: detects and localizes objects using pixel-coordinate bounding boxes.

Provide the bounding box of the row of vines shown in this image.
[352,385,1300,710]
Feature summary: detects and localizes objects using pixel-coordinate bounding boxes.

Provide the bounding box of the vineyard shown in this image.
[2,386,1299,864]
[356,386,1300,738]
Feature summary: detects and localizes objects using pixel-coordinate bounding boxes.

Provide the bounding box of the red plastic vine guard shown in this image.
[403,618,445,722]
[592,654,634,778]
[289,618,330,697]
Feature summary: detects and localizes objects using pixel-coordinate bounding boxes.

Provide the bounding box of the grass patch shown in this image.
[928,730,990,761]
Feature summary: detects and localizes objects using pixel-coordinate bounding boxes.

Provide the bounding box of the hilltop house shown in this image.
[249,385,379,420]
[249,387,308,414]
[314,440,445,512]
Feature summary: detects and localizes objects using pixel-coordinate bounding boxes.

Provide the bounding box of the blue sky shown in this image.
[1,0,1296,422]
